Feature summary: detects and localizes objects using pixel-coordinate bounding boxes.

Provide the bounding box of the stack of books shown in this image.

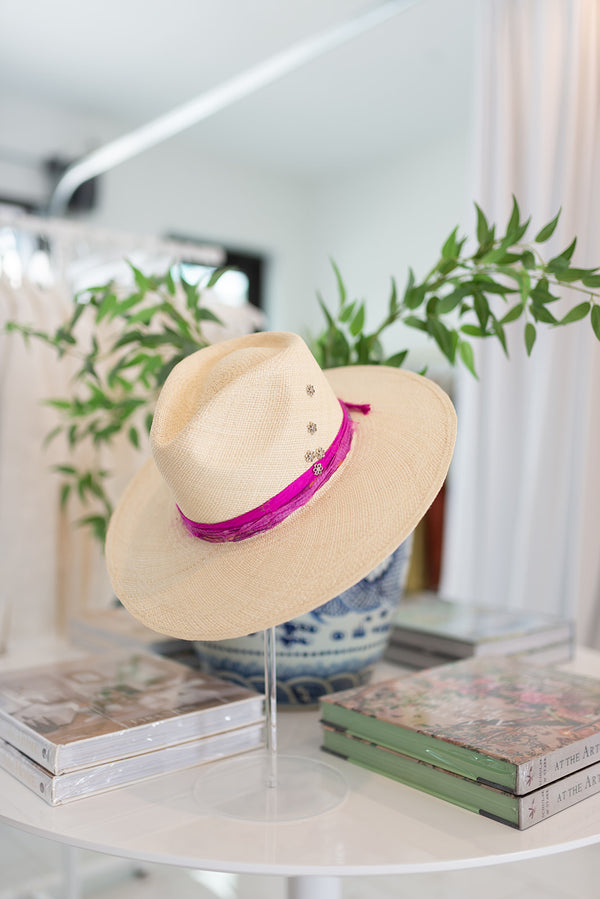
[68,605,192,657]
[0,650,265,805]
[385,593,575,669]
[320,656,600,829]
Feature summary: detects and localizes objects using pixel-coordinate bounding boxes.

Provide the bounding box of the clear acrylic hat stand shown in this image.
[193,626,348,821]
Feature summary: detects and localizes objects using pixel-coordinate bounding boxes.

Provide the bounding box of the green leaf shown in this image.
[427,318,456,362]
[331,259,347,307]
[560,301,591,325]
[402,267,416,302]
[128,426,140,449]
[521,250,536,269]
[441,226,459,259]
[473,291,490,330]
[165,268,176,295]
[426,295,440,316]
[53,464,77,475]
[403,315,427,332]
[471,277,516,296]
[582,273,600,288]
[561,237,577,262]
[388,278,399,316]
[404,284,426,310]
[339,300,357,323]
[529,278,559,305]
[355,334,376,364]
[114,293,145,318]
[59,483,71,508]
[206,266,230,288]
[128,261,150,292]
[384,350,408,367]
[95,291,118,323]
[44,399,72,410]
[349,303,366,337]
[506,195,520,238]
[554,267,593,283]
[317,294,335,329]
[500,303,525,324]
[436,289,465,314]
[491,319,508,356]
[194,307,222,326]
[475,203,490,244]
[530,303,558,324]
[126,303,165,325]
[591,304,600,341]
[76,514,109,544]
[459,340,477,377]
[525,322,537,355]
[535,209,561,242]
[461,324,486,337]
[43,425,63,448]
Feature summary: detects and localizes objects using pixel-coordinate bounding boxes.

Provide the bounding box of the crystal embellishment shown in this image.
[306,384,315,396]
[307,422,317,435]
[313,462,323,476]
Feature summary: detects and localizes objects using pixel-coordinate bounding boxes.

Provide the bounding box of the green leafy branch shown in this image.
[6,263,223,544]
[312,198,600,375]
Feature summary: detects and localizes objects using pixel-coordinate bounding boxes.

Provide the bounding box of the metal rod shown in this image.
[47,0,417,216]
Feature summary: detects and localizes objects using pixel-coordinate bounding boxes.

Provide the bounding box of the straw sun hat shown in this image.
[106,331,456,641]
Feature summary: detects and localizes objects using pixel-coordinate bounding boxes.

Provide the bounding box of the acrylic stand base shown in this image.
[193,626,348,822]
[194,750,348,821]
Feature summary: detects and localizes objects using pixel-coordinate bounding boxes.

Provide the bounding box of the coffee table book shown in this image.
[319,656,600,794]
[322,726,600,829]
[0,651,265,774]
[386,593,574,665]
[0,722,264,805]
[384,639,574,671]
[68,606,190,656]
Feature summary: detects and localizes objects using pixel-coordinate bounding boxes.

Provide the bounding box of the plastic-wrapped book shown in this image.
[0,650,264,774]
[0,723,264,805]
[320,656,600,794]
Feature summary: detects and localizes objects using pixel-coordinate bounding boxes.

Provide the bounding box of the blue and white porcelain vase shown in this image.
[194,535,412,705]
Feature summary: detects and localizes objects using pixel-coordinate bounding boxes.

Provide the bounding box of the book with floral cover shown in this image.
[0,651,264,774]
[0,722,264,805]
[386,593,574,663]
[320,656,600,794]
[322,725,600,829]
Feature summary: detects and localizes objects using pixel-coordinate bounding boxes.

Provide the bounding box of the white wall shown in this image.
[309,127,472,374]
[1,91,472,356]
[0,90,317,335]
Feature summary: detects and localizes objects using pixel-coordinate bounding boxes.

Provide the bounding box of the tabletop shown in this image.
[1,638,600,877]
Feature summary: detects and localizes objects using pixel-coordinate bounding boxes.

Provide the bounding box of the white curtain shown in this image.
[0,234,265,643]
[0,276,103,639]
[441,0,600,645]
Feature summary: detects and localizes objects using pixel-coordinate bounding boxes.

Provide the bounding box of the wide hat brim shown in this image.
[106,365,456,641]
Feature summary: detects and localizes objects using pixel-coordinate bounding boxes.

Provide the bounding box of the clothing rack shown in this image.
[0,207,226,268]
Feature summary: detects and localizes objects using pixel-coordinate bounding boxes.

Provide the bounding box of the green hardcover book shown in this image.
[320,656,600,794]
[322,726,600,830]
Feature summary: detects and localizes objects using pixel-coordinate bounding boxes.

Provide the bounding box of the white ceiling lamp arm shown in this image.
[47,0,416,216]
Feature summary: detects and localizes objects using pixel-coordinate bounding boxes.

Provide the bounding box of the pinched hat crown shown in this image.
[151,332,343,524]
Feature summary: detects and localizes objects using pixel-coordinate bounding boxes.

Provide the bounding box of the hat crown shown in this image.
[151,332,343,523]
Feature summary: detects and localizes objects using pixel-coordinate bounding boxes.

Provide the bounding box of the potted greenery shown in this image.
[7,199,600,702]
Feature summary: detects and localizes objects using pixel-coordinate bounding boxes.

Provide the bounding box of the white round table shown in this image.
[1,640,600,899]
